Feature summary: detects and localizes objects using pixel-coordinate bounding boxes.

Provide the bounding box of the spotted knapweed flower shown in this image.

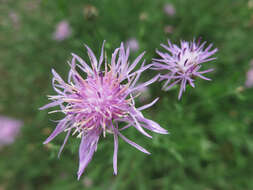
[53,20,72,41]
[152,38,218,99]
[9,11,20,30]
[163,3,176,16]
[245,60,253,88]
[40,41,168,179]
[0,115,23,147]
[126,38,139,53]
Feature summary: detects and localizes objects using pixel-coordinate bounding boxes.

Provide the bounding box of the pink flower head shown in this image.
[0,116,22,146]
[53,20,71,41]
[245,60,253,88]
[245,69,253,87]
[164,25,174,34]
[126,38,139,52]
[40,41,167,179]
[9,11,20,29]
[163,3,176,16]
[152,38,218,99]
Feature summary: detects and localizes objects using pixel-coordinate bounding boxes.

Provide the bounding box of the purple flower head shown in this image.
[40,41,167,179]
[163,3,176,16]
[164,25,174,34]
[53,20,72,41]
[152,38,218,99]
[245,60,253,88]
[0,116,23,147]
[245,69,253,88]
[126,38,139,52]
[9,11,20,29]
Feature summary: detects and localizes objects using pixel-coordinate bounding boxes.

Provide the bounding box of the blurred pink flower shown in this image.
[164,3,176,16]
[8,11,20,29]
[245,60,253,87]
[164,25,174,34]
[245,69,253,87]
[137,86,151,103]
[53,20,72,41]
[126,38,139,52]
[0,116,23,147]
[83,177,93,188]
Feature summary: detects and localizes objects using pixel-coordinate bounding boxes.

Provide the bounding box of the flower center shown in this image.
[177,50,198,72]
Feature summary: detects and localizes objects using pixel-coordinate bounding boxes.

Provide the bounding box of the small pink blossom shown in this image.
[164,25,174,34]
[0,116,23,147]
[8,11,20,29]
[164,4,176,16]
[245,60,253,87]
[126,38,139,52]
[53,20,72,41]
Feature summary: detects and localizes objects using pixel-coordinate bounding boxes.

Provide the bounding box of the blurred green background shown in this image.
[1,0,253,189]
